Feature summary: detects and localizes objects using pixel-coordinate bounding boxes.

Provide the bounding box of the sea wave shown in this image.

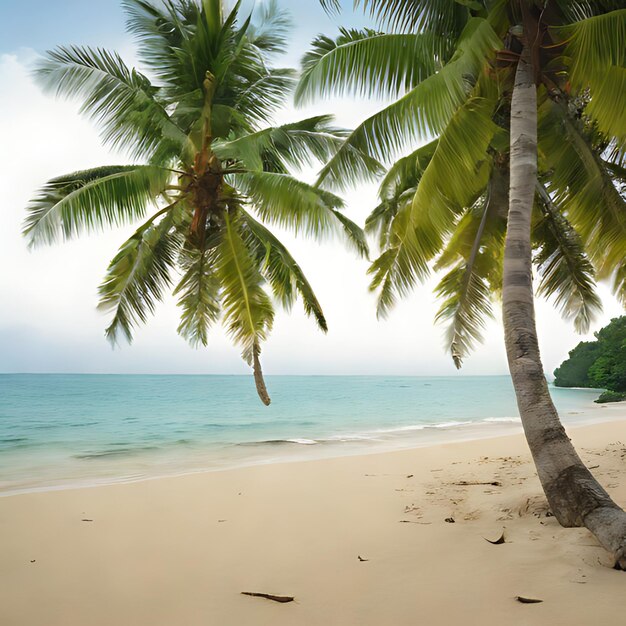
[482,417,521,424]
[232,416,524,449]
[74,445,160,460]
[0,437,28,444]
[236,438,318,447]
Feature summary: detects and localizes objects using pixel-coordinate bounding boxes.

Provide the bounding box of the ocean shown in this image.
[0,374,604,495]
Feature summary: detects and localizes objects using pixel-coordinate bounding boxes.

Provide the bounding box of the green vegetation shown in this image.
[553,341,601,388]
[23,0,366,404]
[596,391,626,404]
[555,316,626,402]
[555,316,626,393]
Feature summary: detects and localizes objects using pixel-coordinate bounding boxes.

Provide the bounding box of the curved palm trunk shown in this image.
[503,47,626,569]
[253,342,271,406]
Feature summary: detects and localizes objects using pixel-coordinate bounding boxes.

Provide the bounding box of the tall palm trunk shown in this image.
[503,46,626,569]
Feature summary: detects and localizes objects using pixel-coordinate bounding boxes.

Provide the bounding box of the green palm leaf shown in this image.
[234,170,369,256]
[233,68,297,128]
[368,94,497,317]
[296,29,447,104]
[315,17,501,189]
[434,243,495,370]
[23,165,172,246]
[349,0,471,34]
[612,259,626,307]
[174,234,223,348]
[36,45,187,160]
[560,9,626,145]
[432,155,511,368]
[233,171,341,237]
[366,140,438,249]
[217,210,274,404]
[241,210,327,331]
[123,0,197,98]
[246,0,291,55]
[534,184,602,334]
[539,98,626,281]
[98,210,183,343]
[377,139,439,201]
[213,116,347,172]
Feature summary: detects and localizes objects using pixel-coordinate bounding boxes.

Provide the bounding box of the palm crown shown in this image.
[303,0,626,367]
[23,0,368,404]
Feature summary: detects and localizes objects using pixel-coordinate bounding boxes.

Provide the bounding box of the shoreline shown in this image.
[2,401,624,498]
[1,417,625,625]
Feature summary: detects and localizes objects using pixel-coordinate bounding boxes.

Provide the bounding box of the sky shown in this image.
[0,0,623,377]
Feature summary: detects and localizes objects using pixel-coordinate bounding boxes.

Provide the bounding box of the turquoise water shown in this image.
[0,374,603,494]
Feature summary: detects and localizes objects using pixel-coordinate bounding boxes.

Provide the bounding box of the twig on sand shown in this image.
[451,480,502,487]
[516,596,543,604]
[358,555,369,562]
[241,592,294,603]
[484,532,506,545]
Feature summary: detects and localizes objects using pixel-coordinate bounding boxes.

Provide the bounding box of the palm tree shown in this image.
[23,0,367,405]
[304,1,626,566]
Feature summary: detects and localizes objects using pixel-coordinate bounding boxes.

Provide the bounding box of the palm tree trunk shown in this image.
[503,46,626,569]
[253,342,271,406]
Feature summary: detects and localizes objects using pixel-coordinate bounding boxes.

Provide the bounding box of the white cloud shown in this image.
[0,50,622,376]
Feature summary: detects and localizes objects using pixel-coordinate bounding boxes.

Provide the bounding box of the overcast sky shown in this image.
[0,0,623,377]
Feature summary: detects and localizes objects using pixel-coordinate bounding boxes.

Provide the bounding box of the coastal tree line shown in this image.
[24,0,626,567]
[555,315,626,403]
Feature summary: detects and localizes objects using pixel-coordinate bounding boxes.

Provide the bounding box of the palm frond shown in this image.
[357,0,472,35]
[98,210,183,343]
[316,17,501,189]
[367,201,428,316]
[232,171,343,238]
[434,214,495,370]
[23,165,172,246]
[534,184,602,334]
[368,94,497,318]
[35,45,187,160]
[296,29,448,104]
[559,9,626,145]
[234,170,369,256]
[435,159,508,272]
[365,140,437,250]
[539,98,626,281]
[217,210,274,403]
[241,210,327,331]
[409,95,496,261]
[612,258,626,306]
[232,68,297,128]
[174,233,223,347]
[213,115,347,172]
[378,139,439,201]
[432,154,513,368]
[123,0,207,98]
[247,0,291,55]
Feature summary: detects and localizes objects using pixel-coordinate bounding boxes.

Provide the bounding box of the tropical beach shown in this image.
[1,413,625,626]
[2,0,626,624]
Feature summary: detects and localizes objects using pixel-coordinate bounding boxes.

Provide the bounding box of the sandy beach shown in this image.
[1,412,625,626]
